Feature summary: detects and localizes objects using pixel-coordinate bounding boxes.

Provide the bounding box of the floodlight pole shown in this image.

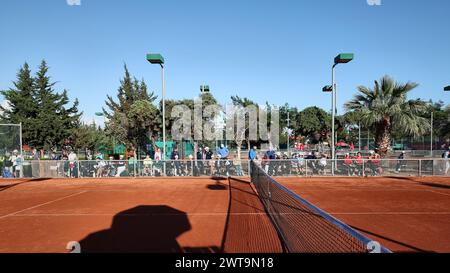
[19,122,23,158]
[287,111,290,155]
[430,111,433,157]
[161,63,166,162]
[331,64,336,175]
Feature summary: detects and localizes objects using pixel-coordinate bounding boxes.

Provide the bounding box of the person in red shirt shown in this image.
[353,152,364,176]
[343,153,354,176]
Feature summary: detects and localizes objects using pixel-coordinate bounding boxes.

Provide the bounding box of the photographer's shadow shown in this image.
[79,205,191,253]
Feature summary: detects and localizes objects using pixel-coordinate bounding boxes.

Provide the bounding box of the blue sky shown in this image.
[1,0,449,125]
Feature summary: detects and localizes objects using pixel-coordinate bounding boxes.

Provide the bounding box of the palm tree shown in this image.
[345,76,430,154]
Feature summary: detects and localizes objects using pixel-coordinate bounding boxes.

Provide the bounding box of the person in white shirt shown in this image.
[68,150,78,178]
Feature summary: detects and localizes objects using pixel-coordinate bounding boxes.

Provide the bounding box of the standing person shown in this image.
[442,150,449,175]
[116,155,126,177]
[186,154,194,176]
[196,147,204,175]
[395,151,406,173]
[10,150,18,178]
[128,154,137,176]
[68,150,78,178]
[232,152,243,176]
[170,147,180,176]
[86,150,93,161]
[14,150,23,178]
[248,146,257,161]
[216,144,230,175]
[31,148,40,178]
[204,147,214,175]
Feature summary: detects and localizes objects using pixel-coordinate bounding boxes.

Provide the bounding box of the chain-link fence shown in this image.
[2,158,449,178]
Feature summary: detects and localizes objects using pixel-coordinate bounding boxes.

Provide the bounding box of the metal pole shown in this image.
[19,122,23,157]
[287,111,290,156]
[430,111,433,157]
[161,64,166,176]
[331,64,336,175]
[161,64,166,160]
[358,122,361,152]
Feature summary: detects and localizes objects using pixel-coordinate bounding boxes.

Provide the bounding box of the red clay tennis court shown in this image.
[0,175,449,253]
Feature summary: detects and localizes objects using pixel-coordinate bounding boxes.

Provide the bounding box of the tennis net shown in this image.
[250,161,391,253]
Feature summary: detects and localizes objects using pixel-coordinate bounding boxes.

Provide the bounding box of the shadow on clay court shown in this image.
[79,205,219,253]
[419,182,450,189]
[206,183,228,190]
[349,225,434,253]
[0,183,22,192]
[0,178,52,192]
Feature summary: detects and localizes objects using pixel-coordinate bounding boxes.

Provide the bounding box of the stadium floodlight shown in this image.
[322,85,332,92]
[334,53,354,64]
[146,53,166,164]
[444,86,450,91]
[330,53,353,175]
[200,85,210,92]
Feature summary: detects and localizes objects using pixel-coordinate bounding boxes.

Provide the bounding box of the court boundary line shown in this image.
[0,191,88,220]
[9,211,450,218]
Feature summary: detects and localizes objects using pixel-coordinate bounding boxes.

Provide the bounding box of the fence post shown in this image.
[362,159,365,177]
[305,160,308,177]
[418,159,421,177]
[77,161,81,178]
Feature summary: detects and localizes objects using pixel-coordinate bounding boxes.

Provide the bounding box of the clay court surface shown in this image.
[0,176,449,253]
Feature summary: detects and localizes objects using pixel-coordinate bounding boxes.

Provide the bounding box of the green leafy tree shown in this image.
[104,65,158,152]
[345,76,430,154]
[72,122,112,153]
[296,106,331,144]
[229,96,260,157]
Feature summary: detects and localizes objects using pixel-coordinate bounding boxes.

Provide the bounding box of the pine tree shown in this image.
[0,63,37,144]
[32,60,82,150]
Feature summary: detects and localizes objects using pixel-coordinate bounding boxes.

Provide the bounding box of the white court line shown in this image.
[7,211,450,217]
[330,212,450,215]
[0,191,87,220]
[427,190,450,197]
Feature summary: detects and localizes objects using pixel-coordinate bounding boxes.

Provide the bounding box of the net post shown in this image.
[77,160,81,178]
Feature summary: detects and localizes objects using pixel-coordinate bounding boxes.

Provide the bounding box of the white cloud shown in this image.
[0,100,11,115]
[81,114,105,128]
[67,0,81,6]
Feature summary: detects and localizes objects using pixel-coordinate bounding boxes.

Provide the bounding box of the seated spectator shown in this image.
[353,152,364,176]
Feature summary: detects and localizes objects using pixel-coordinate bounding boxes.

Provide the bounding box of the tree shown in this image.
[1,61,81,151]
[345,75,430,154]
[296,106,331,144]
[104,65,158,153]
[33,60,82,150]
[0,63,37,144]
[72,122,112,152]
[229,96,259,158]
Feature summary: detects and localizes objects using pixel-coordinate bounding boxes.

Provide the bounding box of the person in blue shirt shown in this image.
[248,146,257,160]
[216,144,230,176]
[216,144,229,159]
